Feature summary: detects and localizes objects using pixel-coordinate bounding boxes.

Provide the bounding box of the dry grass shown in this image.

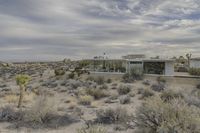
[4,93,35,104]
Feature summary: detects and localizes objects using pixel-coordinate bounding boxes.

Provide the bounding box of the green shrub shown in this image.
[157,76,166,83]
[106,78,112,84]
[117,85,131,95]
[135,96,200,133]
[95,76,105,85]
[96,107,130,124]
[77,125,107,133]
[54,69,65,76]
[160,89,184,102]
[189,68,200,76]
[85,88,108,100]
[197,84,200,89]
[79,95,93,105]
[122,67,143,83]
[140,88,154,99]
[68,72,75,79]
[120,95,131,104]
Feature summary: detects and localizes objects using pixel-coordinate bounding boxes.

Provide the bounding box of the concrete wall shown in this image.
[165,62,174,76]
[190,60,200,68]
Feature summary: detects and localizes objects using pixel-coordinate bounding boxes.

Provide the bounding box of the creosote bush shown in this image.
[151,83,165,92]
[135,96,200,133]
[79,95,93,105]
[85,88,108,100]
[160,89,184,102]
[54,68,65,76]
[120,95,131,104]
[117,85,131,95]
[140,88,154,99]
[122,67,143,83]
[189,68,200,76]
[77,125,107,133]
[157,76,166,83]
[96,107,130,124]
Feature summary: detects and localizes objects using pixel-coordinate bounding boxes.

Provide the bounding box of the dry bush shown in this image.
[135,96,200,133]
[79,95,93,105]
[140,88,154,99]
[189,68,200,76]
[142,80,150,86]
[96,107,130,124]
[151,83,165,92]
[157,76,166,83]
[99,84,108,90]
[117,85,131,95]
[106,78,112,84]
[0,106,23,122]
[120,95,131,104]
[77,125,107,133]
[197,84,200,89]
[4,93,35,104]
[24,95,57,124]
[160,89,184,102]
[94,76,105,85]
[85,88,108,100]
[4,94,18,103]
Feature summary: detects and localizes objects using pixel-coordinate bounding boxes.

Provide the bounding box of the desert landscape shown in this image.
[1,0,200,133]
[0,60,200,133]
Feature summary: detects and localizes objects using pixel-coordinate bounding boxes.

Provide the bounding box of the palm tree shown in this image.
[16,74,31,108]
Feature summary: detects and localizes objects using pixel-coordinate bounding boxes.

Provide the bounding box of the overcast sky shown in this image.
[0,0,200,61]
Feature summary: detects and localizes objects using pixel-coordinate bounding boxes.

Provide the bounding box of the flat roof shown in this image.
[191,58,200,61]
[127,58,175,62]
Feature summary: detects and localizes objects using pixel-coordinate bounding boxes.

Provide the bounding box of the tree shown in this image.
[16,74,31,108]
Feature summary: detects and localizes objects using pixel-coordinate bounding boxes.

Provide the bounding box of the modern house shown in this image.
[190,58,200,68]
[126,59,175,76]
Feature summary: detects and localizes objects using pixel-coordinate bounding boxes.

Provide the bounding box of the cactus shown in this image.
[15,74,31,108]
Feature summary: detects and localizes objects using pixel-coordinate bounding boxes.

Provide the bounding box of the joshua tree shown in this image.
[16,74,31,108]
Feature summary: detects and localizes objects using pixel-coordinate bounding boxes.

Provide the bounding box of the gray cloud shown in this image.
[0,0,200,61]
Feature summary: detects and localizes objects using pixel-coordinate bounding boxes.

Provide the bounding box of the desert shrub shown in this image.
[185,95,200,108]
[122,67,143,83]
[117,85,131,95]
[86,76,95,81]
[0,106,23,122]
[99,84,108,90]
[85,88,108,100]
[120,95,131,104]
[79,95,93,105]
[135,96,200,133]
[151,83,165,92]
[140,89,154,99]
[122,73,133,83]
[77,125,107,133]
[54,68,65,76]
[189,68,200,76]
[160,89,184,102]
[96,107,130,124]
[157,76,166,83]
[68,72,75,79]
[24,95,56,124]
[94,76,105,85]
[142,80,150,86]
[197,84,200,89]
[106,78,112,84]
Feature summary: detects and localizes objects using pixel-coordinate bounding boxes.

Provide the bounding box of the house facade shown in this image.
[190,58,200,68]
[126,59,175,76]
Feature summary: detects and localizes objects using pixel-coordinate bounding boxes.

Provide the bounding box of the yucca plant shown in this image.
[16,74,31,108]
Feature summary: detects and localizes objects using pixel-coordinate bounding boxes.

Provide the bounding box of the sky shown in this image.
[0,0,200,61]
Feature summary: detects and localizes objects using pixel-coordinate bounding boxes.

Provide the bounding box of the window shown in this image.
[130,61,142,64]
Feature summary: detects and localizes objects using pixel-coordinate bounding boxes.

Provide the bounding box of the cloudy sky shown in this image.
[0,0,200,61]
